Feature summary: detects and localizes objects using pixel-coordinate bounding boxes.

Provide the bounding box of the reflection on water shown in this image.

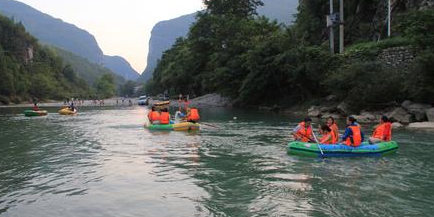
[0,106,434,216]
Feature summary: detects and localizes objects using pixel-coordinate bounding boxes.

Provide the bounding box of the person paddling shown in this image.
[369,116,392,144]
[292,117,315,142]
[319,125,335,144]
[69,101,75,111]
[32,103,39,111]
[147,106,161,124]
[160,108,170,125]
[186,107,200,123]
[340,116,364,147]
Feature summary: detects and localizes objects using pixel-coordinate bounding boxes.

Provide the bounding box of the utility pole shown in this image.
[388,0,391,37]
[339,0,344,54]
[329,0,334,53]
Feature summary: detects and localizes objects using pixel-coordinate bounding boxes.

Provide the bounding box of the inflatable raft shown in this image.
[58,108,77,115]
[287,141,398,157]
[152,101,170,110]
[145,122,200,131]
[24,110,48,117]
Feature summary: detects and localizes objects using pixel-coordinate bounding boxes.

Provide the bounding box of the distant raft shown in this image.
[287,141,398,157]
[152,101,170,110]
[24,110,48,117]
[145,122,200,131]
[58,108,77,115]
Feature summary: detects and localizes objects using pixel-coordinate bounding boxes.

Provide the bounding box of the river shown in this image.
[0,106,433,217]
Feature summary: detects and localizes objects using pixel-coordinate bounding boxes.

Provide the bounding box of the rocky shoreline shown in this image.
[305,100,434,131]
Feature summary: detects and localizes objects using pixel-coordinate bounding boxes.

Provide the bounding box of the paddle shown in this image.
[312,131,324,157]
[200,122,220,129]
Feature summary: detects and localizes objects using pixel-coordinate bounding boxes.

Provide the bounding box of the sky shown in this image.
[15,0,204,73]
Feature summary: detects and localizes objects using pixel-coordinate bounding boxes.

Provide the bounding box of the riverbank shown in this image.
[178,93,434,131]
[0,97,138,108]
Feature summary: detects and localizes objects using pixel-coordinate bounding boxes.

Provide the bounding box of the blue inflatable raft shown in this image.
[287,141,399,157]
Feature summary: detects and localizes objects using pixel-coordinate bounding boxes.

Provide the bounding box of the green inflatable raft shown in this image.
[24,110,48,117]
[145,122,200,131]
[287,141,398,157]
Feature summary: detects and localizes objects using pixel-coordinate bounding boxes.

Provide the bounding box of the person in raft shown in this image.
[147,106,161,124]
[319,125,337,144]
[369,116,392,144]
[340,116,364,147]
[32,103,39,111]
[186,107,200,123]
[326,117,339,140]
[160,108,170,125]
[292,117,314,142]
[69,101,75,111]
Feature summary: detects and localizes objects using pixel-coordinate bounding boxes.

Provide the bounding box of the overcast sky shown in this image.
[15,0,204,73]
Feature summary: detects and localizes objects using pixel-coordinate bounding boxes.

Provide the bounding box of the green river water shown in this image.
[0,106,434,217]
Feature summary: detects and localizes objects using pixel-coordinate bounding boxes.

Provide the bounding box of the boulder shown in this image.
[321,112,341,119]
[401,100,412,110]
[426,108,434,122]
[392,122,404,129]
[389,107,413,124]
[320,105,337,113]
[325,95,337,101]
[350,111,377,123]
[308,106,321,117]
[406,122,434,131]
[407,103,430,121]
[337,102,350,115]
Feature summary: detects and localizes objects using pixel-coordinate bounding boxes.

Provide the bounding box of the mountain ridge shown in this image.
[0,0,139,81]
[139,0,299,82]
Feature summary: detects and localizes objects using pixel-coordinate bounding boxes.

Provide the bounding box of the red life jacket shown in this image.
[320,132,333,144]
[345,125,362,147]
[295,122,313,143]
[329,123,339,142]
[148,111,160,122]
[160,112,170,124]
[187,108,200,121]
[372,123,392,141]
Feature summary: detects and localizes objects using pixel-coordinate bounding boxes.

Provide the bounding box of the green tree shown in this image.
[95,74,116,98]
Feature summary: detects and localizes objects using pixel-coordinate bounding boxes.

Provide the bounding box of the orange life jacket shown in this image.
[330,130,338,144]
[160,112,170,124]
[372,123,392,141]
[148,111,160,122]
[329,123,339,142]
[320,132,333,144]
[187,108,200,121]
[296,122,313,143]
[345,125,362,147]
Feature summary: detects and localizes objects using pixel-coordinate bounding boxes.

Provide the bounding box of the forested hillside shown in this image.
[0,14,91,104]
[138,0,299,82]
[0,0,139,80]
[50,47,125,87]
[145,0,434,112]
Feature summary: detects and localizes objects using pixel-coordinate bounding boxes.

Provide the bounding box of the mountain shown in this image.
[103,55,139,80]
[0,0,139,80]
[50,46,125,86]
[138,0,299,82]
[0,14,92,103]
